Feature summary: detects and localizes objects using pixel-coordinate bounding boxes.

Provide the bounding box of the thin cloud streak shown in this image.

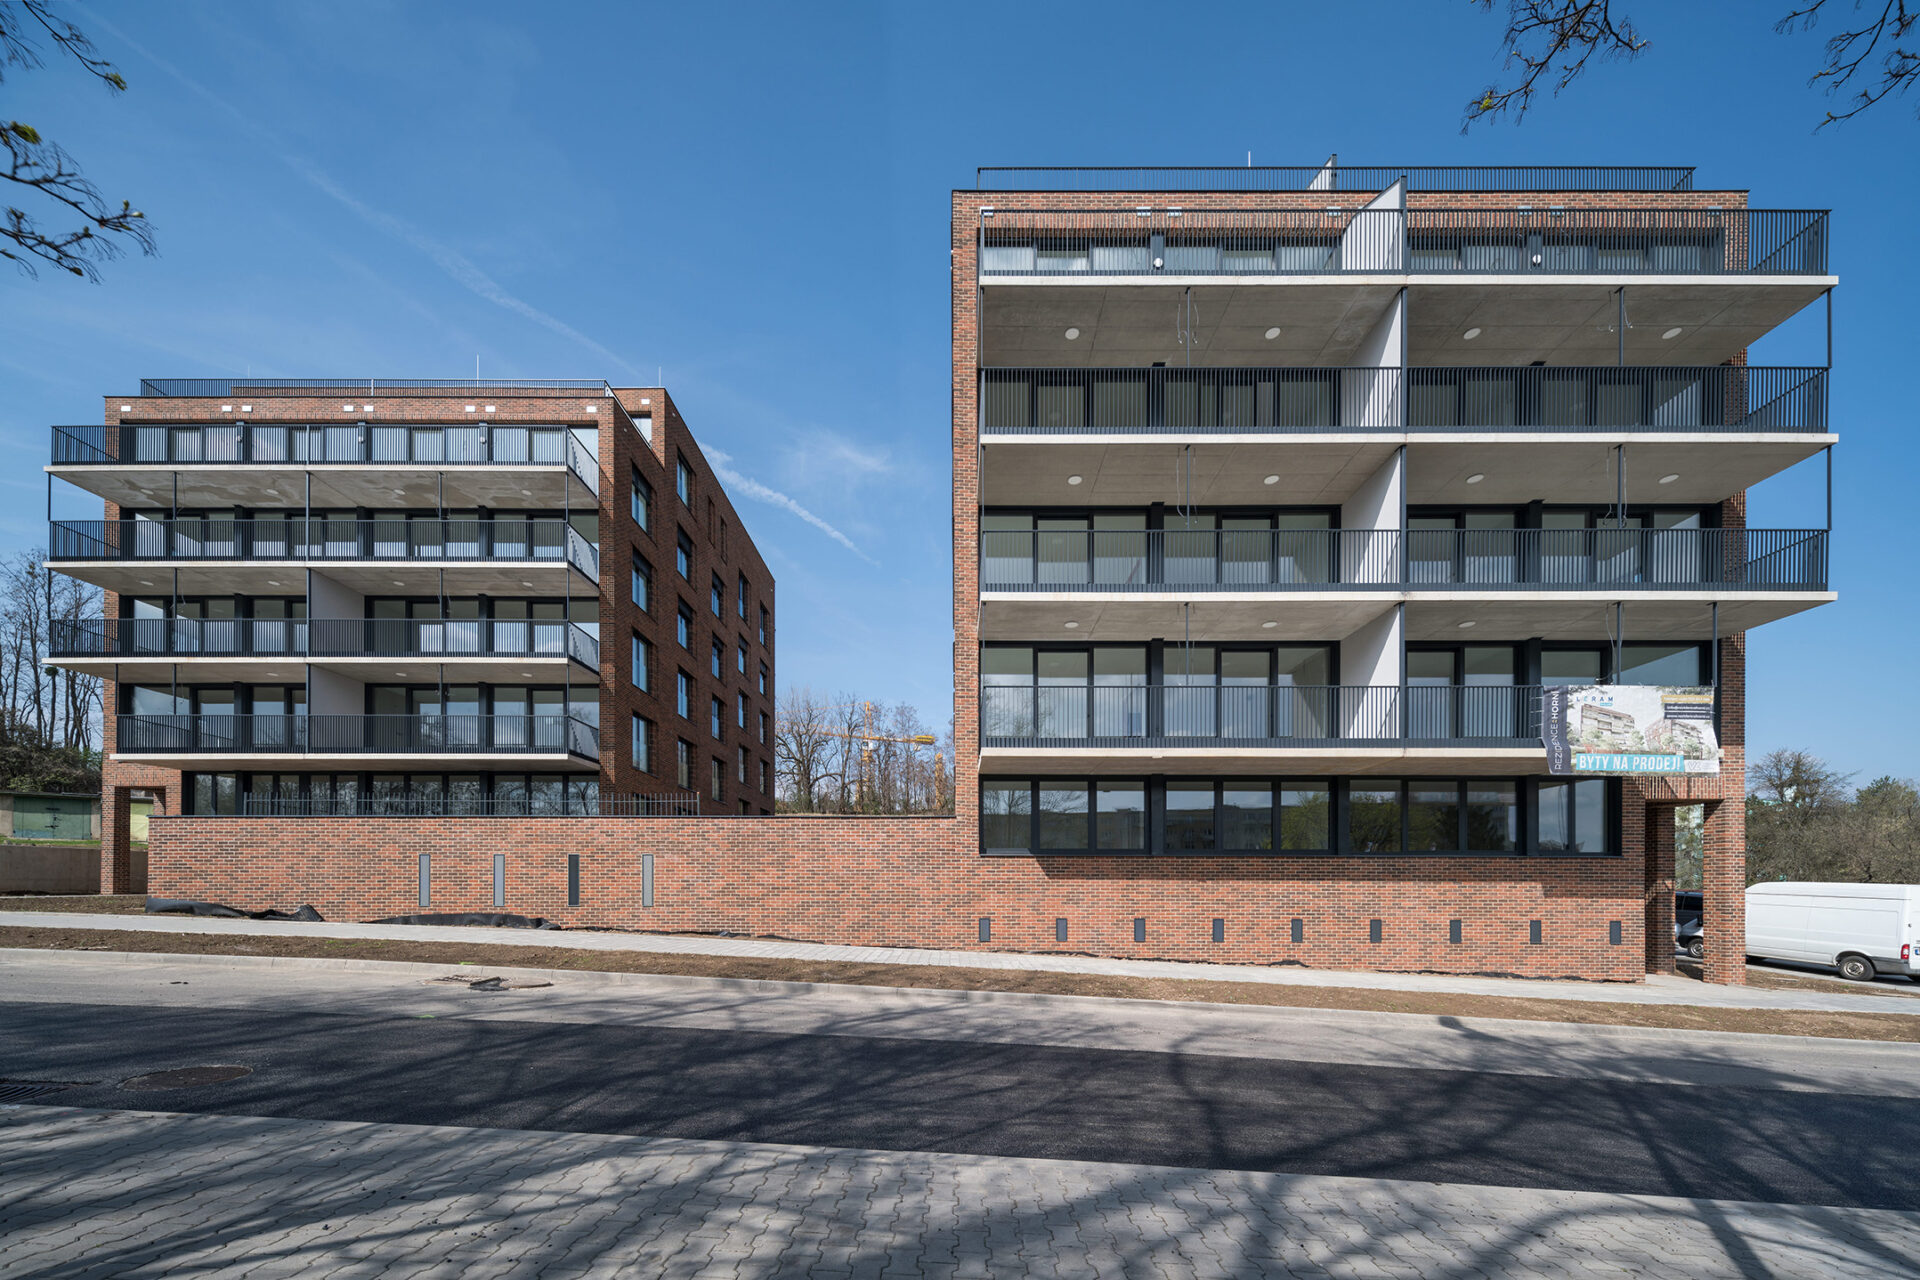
[705,447,877,565]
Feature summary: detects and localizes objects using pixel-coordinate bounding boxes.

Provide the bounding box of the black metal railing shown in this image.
[48,517,601,581]
[976,166,1697,193]
[981,685,1550,744]
[981,367,1400,432]
[237,791,699,818]
[982,527,1396,588]
[977,208,1827,276]
[1406,366,1828,433]
[117,713,601,759]
[135,378,611,397]
[52,422,601,496]
[52,617,600,666]
[980,366,1829,434]
[980,528,1828,591]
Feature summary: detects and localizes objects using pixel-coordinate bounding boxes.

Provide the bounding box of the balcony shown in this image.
[982,684,1552,747]
[979,366,1826,436]
[977,208,1828,278]
[115,714,601,763]
[47,517,600,595]
[979,527,1827,593]
[51,421,599,508]
[51,617,600,675]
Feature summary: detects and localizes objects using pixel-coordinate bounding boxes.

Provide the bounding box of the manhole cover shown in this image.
[0,1081,77,1103]
[120,1065,253,1091]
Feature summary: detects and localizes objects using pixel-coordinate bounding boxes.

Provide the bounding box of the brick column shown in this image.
[1642,805,1676,976]
[102,786,136,896]
[1701,797,1747,985]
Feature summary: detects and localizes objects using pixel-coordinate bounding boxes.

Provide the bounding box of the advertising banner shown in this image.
[1541,685,1719,776]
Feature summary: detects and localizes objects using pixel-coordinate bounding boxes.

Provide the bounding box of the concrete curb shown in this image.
[5,946,1912,1051]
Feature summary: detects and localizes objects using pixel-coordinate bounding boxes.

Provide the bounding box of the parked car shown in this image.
[1745,882,1920,981]
[1675,890,1704,960]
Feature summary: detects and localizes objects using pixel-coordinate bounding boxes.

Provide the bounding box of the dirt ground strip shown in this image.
[0,895,147,914]
[4,924,1920,1043]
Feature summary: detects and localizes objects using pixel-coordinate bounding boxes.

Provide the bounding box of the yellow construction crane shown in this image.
[801,700,944,809]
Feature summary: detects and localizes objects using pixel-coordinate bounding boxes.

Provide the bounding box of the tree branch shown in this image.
[1778,0,1919,127]
[1464,0,1649,128]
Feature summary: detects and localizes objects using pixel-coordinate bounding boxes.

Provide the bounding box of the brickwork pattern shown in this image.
[151,811,1647,978]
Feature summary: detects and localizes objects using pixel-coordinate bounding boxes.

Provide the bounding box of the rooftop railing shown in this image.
[52,422,601,497]
[977,208,1827,276]
[979,366,1828,434]
[976,166,1698,193]
[135,378,612,398]
[48,517,602,583]
[982,684,1557,745]
[117,713,600,760]
[52,617,600,668]
[980,528,1828,592]
[235,790,700,818]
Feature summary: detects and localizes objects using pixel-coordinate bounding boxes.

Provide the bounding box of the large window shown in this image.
[979,777,1599,856]
[676,453,693,505]
[711,574,724,618]
[631,715,651,772]
[631,554,652,613]
[677,604,693,650]
[677,671,693,719]
[1164,781,1215,852]
[737,574,749,620]
[631,469,651,531]
[676,530,693,579]
[1537,778,1608,853]
[630,634,649,692]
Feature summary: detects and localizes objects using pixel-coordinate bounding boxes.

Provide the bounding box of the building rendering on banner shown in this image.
[953,162,1834,983]
[42,162,1835,985]
[46,381,778,889]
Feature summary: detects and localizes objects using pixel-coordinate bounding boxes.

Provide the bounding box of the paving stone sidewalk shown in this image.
[3,908,1914,1016]
[2,1105,1917,1279]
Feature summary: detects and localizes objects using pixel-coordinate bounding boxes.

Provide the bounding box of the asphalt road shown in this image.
[6,998,1918,1211]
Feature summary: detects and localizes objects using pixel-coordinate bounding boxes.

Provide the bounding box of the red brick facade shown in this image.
[89,385,776,891]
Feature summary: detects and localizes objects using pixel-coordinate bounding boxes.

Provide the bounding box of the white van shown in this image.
[1745,882,1920,981]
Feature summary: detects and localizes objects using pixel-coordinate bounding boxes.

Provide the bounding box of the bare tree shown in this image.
[774,687,953,816]
[1,0,154,279]
[774,686,842,813]
[0,548,101,789]
[1467,1,1919,130]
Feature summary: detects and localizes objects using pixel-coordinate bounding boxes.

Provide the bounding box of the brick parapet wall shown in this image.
[148,813,1647,979]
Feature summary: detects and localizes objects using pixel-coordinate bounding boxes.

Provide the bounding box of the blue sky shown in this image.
[3,1,1910,782]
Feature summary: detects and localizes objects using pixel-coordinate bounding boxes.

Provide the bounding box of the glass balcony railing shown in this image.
[979,367,1827,434]
[52,618,599,668]
[49,518,601,582]
[981,685,1556,744]
[977,208,1828,276]
[116,714,600,759]
[979,528,1828,592]
[51,422,599,497]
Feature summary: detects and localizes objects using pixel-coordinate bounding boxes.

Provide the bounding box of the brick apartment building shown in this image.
[45,163,1835,985]
[47,381,778,883]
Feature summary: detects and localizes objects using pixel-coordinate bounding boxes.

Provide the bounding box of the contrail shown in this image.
[705,449,877,565]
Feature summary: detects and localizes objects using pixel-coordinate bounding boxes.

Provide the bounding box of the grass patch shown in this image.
[3,924,1919,1043]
